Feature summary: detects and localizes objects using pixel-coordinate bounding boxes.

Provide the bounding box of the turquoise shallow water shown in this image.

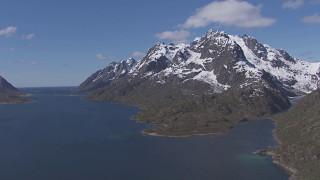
[0,87,289,180]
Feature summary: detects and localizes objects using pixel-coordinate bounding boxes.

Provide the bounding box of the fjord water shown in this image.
[0,88,289,180]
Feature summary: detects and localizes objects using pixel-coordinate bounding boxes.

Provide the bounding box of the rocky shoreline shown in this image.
[141,130,224,138]
[271,128,298,180]
[252,145,298,180]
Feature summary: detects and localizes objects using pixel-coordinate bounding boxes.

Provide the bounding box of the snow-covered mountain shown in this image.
[78,30,320,135]
[78,58,137,91]
[79,30,320,96]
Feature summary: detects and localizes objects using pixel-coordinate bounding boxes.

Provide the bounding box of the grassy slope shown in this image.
[273,89,320,180]
[86,78,290,136]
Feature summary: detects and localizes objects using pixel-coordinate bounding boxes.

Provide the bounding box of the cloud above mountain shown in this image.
[181,0,275,28]
[155,30,191,44]
[96,54,114,60]
[131,51,145,57]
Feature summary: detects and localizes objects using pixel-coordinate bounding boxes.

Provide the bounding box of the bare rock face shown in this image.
[77,58,137,91]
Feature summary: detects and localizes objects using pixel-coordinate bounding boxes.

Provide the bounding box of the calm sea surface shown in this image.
[0,87,289,180]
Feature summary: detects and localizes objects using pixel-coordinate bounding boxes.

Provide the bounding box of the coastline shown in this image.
[250,121,297,180]
[267,95,306,180]
[145,117,295,179]
[0,92,37,105]
[88,97,297,179]
[141,130,224,138]
[0,97,36,104]
[269,119,298,180]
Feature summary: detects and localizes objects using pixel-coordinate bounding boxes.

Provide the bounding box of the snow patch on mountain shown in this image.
[192,71,230,91]
[229,34,319,93]
[83,30,320,95]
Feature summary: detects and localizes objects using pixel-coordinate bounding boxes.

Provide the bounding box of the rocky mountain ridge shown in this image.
[78,58,137,91]
[79,30,320,96]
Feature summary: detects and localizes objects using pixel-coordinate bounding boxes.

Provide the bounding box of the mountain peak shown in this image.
[242,34,256,40]
[125,58,136,66]
[206,29,229,39]
[0,76,18,92]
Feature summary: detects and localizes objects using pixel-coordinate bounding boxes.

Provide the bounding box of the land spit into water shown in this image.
[94,91,320,180]
[253,133,298,180]
[0,93,36,104]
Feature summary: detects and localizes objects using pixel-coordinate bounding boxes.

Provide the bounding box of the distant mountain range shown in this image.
[0,76,32,104]
[78,30,320,136]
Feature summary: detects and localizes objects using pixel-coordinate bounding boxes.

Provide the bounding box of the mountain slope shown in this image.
[77,58,136,92]
[0,76,19,92]
[272,89,320,180]
[0,76,32,104]
[80,30,319,136]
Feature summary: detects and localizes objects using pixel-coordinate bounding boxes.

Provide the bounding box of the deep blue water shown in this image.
[0,87,289,180]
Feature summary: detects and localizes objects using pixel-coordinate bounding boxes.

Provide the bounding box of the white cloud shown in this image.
[182,0,275,29]
[22,33,35,40]
[282,0,304,9]
[0,26,17,37]
[155,30,191,43]
[96,53,114,60]
[302,13,320,24]
[131,51,145,57]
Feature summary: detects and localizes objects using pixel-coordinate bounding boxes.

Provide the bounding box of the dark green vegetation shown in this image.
[272,89,320,180]
[86,76,290,136]
[0,76,33,104]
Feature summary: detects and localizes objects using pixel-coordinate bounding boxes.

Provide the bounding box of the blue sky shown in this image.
[0,0,319,87]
